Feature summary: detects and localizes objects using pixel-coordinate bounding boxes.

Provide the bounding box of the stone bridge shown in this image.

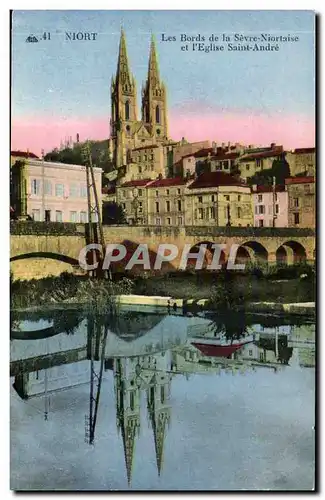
[10,222,315,279]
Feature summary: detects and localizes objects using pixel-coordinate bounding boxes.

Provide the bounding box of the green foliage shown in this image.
[102,201,127,225]
[44,140,112,172]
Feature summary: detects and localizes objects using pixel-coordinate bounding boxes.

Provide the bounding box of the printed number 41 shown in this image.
[42,32,51,41]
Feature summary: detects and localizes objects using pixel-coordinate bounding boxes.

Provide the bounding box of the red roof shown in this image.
[193,148,214,158]
[211,152,239,161]
[188,171,246,189]
[293,148,315,154]
[132,144,159,152]
[239,148,283,162]
[120,179,152,188]
[147,177,187,188]
[11,150,39,159]
[285,176,315,185]
[254,185,286,193]
[191,342,252,358]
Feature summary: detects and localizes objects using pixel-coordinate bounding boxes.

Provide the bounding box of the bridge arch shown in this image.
[235,241,268,265]
[10,252,80,266]
[276,241,307,265]
[187,241,227,270]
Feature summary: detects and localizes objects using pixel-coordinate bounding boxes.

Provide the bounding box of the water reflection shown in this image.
[10,308,315,490]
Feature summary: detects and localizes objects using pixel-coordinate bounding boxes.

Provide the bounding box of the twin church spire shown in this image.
[110,29,168,169]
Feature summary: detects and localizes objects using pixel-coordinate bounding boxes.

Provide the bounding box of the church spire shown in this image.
[116,28,132,86]
[147,34,160,87]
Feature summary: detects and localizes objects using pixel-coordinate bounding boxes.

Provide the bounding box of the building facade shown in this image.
[146,177,187,226]
[286,148,316,177]
[185,172,253,227]
[10,158,102,222]
[252,185,288,228]
[238,145,284,179]
[285,176,315,228]
[116,179,151,225]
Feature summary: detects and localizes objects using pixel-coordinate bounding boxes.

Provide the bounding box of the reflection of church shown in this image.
[113,353,172,485]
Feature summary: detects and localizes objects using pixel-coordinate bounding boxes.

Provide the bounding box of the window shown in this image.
[80,211,87,223]
[138,166,142,174]
[150,154,154,160]
[55,210,63,222]
[258,205,265,214]
[155,105,160,124]
[69,184,78,197]
[246,164,250,171]
[31,179,41,195]
[198,207,204,219]
[156,190,159,197]
[80,185,87,198]
[166,189,170,195]
[258,219,264,227]
[178,216,183,225]
[32,209,40,221]
[45,210,51,222]
[198,196,203,203]
[144,155,147,161]
[211,195,215,202]
[44,180,52,195]
[166,201,170,212]
[167,217,171,225]
[223,161,228,170]
[122,203,126,210]
[256,159,264,169]
[138,201,143,213]
[294,212,300,225]
[160,385,165,404]
[249,350,253,356]
[156,217,161,225]
[130,390,134,411]
[258,194,263,203]
[55,183,64,197]
[70,211,77,222]
[238,195,241,202]
[138,189,143,197]
[275,204,279,214]
[294,197,299,208]
[156,202,159,213]
[177,200,182,212]
[210,207,215,218]
[224,195,230,201]
[237,207,242,218]
[125,100,130,121]
[275,193,278,201]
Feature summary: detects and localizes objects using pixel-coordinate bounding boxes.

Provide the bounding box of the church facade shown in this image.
[108,30,174,180]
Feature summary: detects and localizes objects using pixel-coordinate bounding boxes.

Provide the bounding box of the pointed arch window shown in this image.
[155,105,160,124]
[125,100,130,121]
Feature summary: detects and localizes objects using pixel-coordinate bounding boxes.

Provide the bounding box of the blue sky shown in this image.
[11,10,315,153]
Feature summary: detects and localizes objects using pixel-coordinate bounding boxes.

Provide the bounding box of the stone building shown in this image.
[116,179,152,225]
[146,177,188,226]
[109,30,170,171]
[237,144,284,179]
[184,171,253,227]
[10,158,102,223]
[252,185,288,228]
[285,176,315,228]
[285,147,316,177]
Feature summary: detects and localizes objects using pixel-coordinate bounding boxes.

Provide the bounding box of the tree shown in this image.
[102,201,127,225]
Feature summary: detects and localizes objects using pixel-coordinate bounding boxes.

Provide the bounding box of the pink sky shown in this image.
[11,112,315,156]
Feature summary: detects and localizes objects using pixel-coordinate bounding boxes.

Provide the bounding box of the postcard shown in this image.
[10,10,315,491]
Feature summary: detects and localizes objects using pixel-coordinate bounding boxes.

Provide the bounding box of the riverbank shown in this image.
[11,268,315,316]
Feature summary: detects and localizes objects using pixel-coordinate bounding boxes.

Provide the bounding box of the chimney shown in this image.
[271,142,276,149]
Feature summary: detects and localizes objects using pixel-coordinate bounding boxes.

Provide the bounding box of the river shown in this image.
[10,307,315,491]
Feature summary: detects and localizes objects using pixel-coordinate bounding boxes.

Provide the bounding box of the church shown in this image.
[108,30,176,181]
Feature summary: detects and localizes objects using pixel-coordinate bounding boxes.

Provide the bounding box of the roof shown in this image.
[285,176,315,185]
[211,152,239,161]
[188,171,246,190]
[11,150,39,159]
[293,147,315,155]
[132,144,159,152]
[120,178,152,188]
[147,177,187,188]
[239,148,283,162]
[254,185,286,193]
